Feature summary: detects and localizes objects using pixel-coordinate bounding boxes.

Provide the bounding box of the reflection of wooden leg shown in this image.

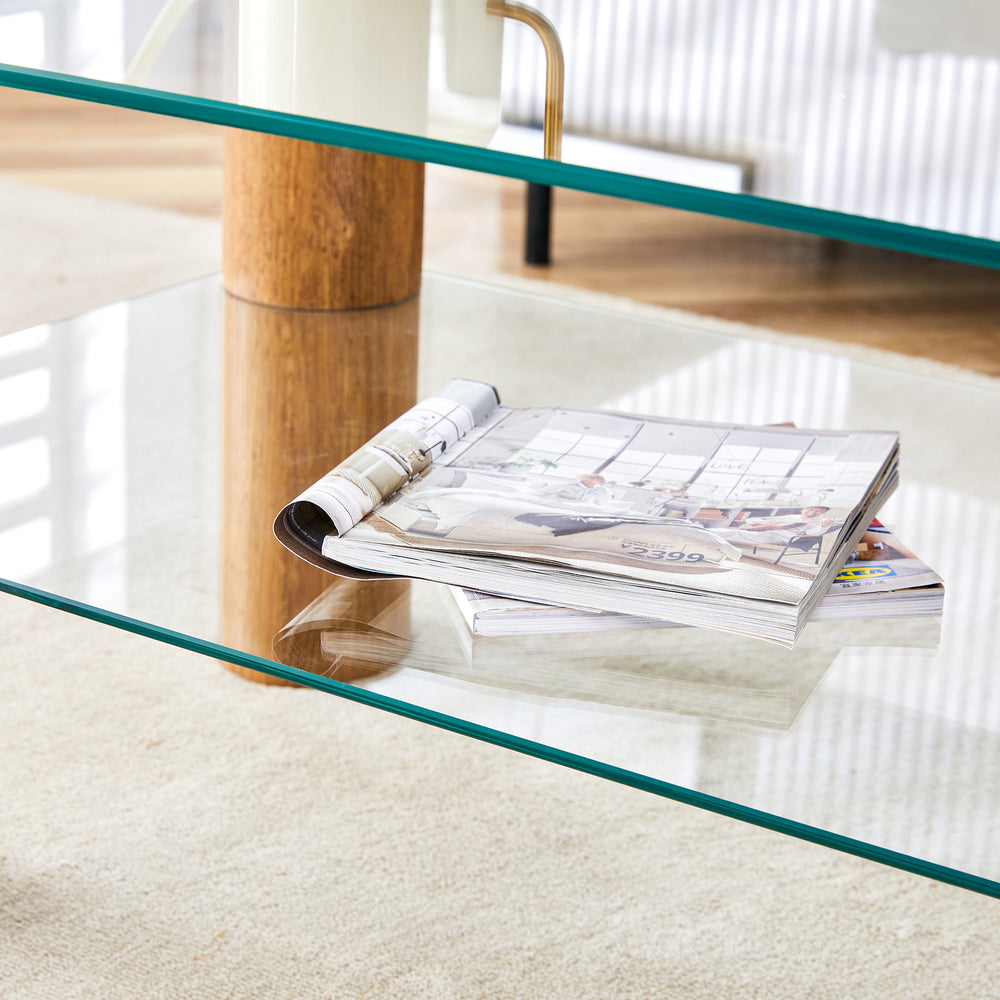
[220,131,423,683]
[220,296,419,683]
[272,577,413,684]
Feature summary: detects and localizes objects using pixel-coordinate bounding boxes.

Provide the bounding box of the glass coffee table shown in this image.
[1,270,998,898]
[1,2,998,899]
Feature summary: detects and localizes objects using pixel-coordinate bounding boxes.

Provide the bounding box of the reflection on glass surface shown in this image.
[273,576,414,685]
[1,0,998,263]
[0,10,45,67]
[274,576,943,732]
[0,437,49,505]
[0,272,998,895]
[0,285,222,632]
[219,290,419,677]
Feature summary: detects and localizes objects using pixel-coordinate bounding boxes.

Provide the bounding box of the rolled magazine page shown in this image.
[277,379,501,543]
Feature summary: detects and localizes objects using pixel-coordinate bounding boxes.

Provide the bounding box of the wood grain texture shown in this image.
[222,129,424,309]
[220,294,419,683]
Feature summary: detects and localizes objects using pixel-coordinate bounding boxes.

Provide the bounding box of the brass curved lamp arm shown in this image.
[486,0,565,160]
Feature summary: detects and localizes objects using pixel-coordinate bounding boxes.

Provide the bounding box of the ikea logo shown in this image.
[835,565,896,581]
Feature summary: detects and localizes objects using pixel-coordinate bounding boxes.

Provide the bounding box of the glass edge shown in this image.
[3,573,998,901]
[2,64,998,271]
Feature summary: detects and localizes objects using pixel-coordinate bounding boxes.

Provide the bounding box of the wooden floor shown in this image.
[2,88,998,376]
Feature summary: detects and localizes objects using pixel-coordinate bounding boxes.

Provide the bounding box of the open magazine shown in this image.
[449,520,943,636]
[274,379,900,646]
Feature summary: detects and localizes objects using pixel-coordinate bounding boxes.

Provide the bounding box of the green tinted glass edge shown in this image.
[3,574,998,900]
[2,64,998,271]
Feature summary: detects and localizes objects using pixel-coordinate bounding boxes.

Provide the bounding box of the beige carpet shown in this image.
[1,179,998,999]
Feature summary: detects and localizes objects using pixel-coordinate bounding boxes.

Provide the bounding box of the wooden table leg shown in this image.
[223,130,424,309]
[220,130,423,683]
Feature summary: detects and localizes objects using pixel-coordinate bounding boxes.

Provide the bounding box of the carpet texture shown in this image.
[1,178,998,998]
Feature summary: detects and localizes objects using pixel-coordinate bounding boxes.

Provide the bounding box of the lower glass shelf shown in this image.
[2,271,998,896]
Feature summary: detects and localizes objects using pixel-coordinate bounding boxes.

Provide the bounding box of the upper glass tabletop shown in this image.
[0,0,998,268]
[1,270,998,897]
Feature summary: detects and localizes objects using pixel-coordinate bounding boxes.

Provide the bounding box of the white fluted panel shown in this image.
[500,0,1000,238]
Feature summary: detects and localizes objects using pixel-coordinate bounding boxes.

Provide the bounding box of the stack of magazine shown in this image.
[275,379,941,647]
